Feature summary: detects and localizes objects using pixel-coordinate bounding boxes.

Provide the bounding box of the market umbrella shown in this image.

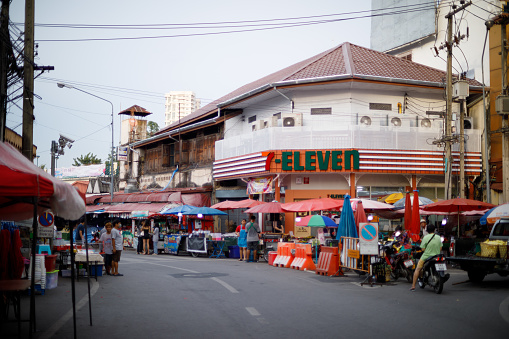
[210,200,237,210]
[182,206,228,216]
[404,192,412,231]
[393,195,434,209]
[282,197,343,212]
[480,203,509,225]
[296,215,337,227]
[244,201,284,214]
[409,190,421,242]
[423,198,495,237]
[229,199,265,209]
[378,192,404,204]
[336,195,357,240]
[161,204,195,215]
[353,200,368,236]
[350,198,393,212]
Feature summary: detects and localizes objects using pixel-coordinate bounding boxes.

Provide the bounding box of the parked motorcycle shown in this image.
[383,240,415,282]
[417,254,450,294]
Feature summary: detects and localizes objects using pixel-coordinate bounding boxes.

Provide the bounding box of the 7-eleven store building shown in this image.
[207,42,483,234]
[213,148,482,234]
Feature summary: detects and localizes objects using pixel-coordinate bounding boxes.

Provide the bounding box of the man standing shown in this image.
[152,223,159,255]
[246,215,260,262]
[99,222,113,275]
[76,217,85,245]
[111,219,124,276]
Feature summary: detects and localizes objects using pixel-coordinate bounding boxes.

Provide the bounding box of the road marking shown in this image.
[145,261,199,273]
[246,307,260,316]
[500,296,509,324]
[38,279,100,339]
[210,277,239,293]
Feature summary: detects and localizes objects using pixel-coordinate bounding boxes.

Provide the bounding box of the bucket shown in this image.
[268,251,277,265]
[45,254,57,272]
[228,246,240,259]
[46,270,59,289]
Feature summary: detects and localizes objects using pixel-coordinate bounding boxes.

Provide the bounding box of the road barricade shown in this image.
[272,243,286,266]
[316,245,341,276]
[291,244,316,271]
[339,237,370,274]
[275,243,295,268]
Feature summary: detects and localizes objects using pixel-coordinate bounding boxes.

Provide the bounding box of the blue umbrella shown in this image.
[336,195,358,240]
[182,206,228,216]
[479,206,499,225]
[161,205,195,215]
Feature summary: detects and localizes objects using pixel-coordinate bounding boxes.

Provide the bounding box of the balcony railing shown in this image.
[215,125,481,160]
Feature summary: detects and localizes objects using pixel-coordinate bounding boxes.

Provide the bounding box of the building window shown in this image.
[369,103,392,111]
[248,115,256,123]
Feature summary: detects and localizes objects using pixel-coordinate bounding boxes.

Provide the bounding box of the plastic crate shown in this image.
[89,264,103,277]
[28,284,45,295]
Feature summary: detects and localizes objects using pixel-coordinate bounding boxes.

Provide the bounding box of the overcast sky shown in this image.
[8,1,372,168]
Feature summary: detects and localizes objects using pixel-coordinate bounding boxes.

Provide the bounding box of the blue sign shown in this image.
[360,224,377,241]
[38,212,54,227]
[359,222,379,255]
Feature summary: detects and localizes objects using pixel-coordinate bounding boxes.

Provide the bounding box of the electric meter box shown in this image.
[453,80,469,100]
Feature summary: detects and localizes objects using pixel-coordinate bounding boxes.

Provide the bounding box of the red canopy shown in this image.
[244,201,284,214]
[0,142,85,221]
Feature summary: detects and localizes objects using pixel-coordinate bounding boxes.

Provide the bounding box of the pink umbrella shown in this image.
[211,200,236,211]
[353,200,368,235]
[409,190,421,242]
[404,192,412,231]
[282,198,343,212]
[244,201,284,214]
[350,198,393,212]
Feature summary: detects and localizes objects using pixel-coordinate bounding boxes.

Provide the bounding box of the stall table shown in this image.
[209,240,226,258]
[0,279,31,338]
[74,253,104,281]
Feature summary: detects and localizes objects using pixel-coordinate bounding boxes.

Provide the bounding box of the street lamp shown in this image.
[57,83,115,202]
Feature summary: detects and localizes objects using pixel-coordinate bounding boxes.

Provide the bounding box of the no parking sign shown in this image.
[38,211,55,238]
[359,222,378,255]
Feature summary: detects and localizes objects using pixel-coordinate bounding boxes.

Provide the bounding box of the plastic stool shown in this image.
[37,244,51,255]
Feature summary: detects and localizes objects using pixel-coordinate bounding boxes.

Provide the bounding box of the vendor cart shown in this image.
[260,233,284,262]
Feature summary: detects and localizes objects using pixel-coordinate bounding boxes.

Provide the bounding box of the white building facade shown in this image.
[164,91,201,126]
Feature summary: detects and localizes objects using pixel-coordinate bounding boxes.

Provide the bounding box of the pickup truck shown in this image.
[446,218,509,282]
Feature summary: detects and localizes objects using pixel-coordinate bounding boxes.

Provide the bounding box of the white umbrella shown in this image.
[480,203,509,225]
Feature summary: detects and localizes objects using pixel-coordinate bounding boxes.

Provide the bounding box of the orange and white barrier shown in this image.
[316,245,341,276]
[276,243,295,268]
[291,244,316,271]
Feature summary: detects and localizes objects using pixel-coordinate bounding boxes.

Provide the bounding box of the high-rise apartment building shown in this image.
[164,91,201,126]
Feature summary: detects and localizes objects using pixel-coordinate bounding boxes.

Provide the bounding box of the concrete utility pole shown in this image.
[460,99,466,198]
[22,0,34,160]
[0,0,9,142]
[501,19,509,203]
[444,1,472,199]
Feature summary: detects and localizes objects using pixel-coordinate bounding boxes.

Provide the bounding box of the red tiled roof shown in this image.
[156,42,482,136]
[118,105,152,117]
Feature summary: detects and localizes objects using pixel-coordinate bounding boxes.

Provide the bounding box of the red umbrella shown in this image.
[350,198,393,212]
[244,201,284,214]
[404,192,412,231]
[282,198,343,212]
[409,190,421,242]
[229,199,266,209]
[423,198,496,237]
[353,200,368,235]
[211,200,237,211]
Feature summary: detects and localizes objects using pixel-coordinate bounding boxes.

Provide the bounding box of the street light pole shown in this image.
[57,83,115,202]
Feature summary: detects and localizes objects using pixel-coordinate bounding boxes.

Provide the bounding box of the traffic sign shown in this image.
[38,211,55,238]
[359,222,378,255]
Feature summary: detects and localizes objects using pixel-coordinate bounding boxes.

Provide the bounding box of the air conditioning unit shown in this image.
[359,115,372,126]
[455,117,474,131]
[388,115,410,131]
[282,113,302,127]
[258,119,267,130]
[420,118,433,129]
[268,115,279,127]
[496,95,509,115]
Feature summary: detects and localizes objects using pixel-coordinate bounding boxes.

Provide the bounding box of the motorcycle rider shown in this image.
[410,224,442,291]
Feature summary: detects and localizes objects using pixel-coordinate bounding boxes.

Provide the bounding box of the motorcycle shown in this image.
[417,254,450,294]
[382,240,415,282]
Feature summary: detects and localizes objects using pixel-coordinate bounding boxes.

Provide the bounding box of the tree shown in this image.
[105,149,119,177]
[73,153,102,166]
[39,164,46,170]
[147,121,159,137]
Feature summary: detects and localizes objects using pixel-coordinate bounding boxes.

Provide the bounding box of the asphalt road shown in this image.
[3,250,509,338]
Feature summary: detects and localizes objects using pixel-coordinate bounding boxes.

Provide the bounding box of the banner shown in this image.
[55,163,106,178]
[247,176,274,194]
[117,146,128,161]
[164,235,182,254]
[187,236,207,253]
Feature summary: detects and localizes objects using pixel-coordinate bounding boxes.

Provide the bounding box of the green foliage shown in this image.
[39,164,46,170]
[73,153,102,166]
[147,121,159,137]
